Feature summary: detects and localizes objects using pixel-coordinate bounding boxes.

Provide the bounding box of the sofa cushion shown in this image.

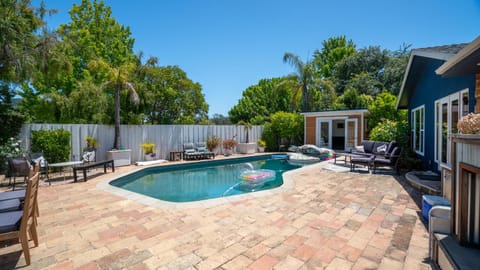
[362,141,376,153]
[0,211,22,233]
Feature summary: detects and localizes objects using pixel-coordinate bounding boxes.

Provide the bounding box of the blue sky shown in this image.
[37,0,480,116]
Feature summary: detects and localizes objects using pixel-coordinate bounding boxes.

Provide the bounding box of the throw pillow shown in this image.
[376,144,387,154]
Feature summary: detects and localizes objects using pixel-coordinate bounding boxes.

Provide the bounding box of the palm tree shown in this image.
[89,59,139,149]
[283,52,316,112]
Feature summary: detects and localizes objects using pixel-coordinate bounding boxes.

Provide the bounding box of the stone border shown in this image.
[405,171,441,195]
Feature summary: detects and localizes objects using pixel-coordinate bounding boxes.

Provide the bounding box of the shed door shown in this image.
[345,119,358,151]
[316,119,332,148]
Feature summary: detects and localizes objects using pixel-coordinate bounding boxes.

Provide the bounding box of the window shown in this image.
[411,105,425,155]
[434,89,469,166]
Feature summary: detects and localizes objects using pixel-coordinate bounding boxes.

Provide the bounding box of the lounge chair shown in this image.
[183,143,198,160]
[371,146,402,174]
[195,142,215,159]
[0,172,40,265]
[183,143,215,160]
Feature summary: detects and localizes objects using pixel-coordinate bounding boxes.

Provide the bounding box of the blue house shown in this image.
[397,36,480,172]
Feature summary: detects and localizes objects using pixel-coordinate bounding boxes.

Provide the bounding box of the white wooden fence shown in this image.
[19,124,264,163]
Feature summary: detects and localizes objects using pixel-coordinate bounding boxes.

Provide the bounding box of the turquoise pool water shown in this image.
[110,155,299,202]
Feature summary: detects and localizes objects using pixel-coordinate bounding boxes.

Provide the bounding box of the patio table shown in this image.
[47,161,84,184]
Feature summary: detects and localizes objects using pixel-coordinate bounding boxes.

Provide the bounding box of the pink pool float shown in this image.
[238,169,276,189]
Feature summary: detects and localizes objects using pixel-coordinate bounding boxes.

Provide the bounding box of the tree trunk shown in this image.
[302,85,308,112]
[114,85,121,149]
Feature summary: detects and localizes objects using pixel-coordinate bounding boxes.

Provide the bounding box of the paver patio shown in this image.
[0,160,432,269]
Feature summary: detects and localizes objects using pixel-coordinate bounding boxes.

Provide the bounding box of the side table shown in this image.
[169,151,183,161]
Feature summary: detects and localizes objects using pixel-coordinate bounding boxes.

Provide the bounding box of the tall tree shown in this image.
[138,65,208,124]
[313,36,356,78]
[57,0,135,91]
[283,53,316,112]
[228,77,294,124]
[89,58,139,149]
[333,46,389,95]
[0,0,42,141]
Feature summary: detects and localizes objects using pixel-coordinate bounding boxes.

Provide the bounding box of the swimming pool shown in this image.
[110,155,300,202]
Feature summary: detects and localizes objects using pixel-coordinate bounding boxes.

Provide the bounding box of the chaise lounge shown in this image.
[183,143,215,160]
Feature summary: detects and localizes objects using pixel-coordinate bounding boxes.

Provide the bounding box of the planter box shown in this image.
[107,149,131,167]
[237,143,257,154]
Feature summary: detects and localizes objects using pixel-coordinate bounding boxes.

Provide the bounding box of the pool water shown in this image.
[110,156,300,202]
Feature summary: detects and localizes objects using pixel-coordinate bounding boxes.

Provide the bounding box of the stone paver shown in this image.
[0,160,432,269]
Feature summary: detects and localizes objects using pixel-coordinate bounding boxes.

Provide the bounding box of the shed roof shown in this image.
[302,109,369,118]
[396,43,468,109]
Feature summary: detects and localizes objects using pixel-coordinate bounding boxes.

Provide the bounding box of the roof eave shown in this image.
[436,36,480,76]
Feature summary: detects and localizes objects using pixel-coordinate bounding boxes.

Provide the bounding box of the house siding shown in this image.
[407,58,475,171]
[305,116,316,144]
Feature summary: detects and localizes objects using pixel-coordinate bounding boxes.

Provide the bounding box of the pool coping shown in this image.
[96,158,315,209]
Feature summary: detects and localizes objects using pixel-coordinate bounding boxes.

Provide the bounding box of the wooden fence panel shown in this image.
[20,124,264,163]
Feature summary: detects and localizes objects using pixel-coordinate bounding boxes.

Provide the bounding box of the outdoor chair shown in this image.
[183,143,198,160]
[0,172,40,266]
[195,142,215,159]
[350,155,374,173]
[28,152,49,179]
[371,146,402,174]
[7,157,31,190]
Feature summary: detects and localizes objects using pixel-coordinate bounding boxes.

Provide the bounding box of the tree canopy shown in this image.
[9,0,209,128]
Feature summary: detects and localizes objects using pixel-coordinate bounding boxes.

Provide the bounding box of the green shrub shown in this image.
[31,129,71,164]
[370,119,421,170]
[0,137,24,174]
[369,119,409,147]
[262,112,303,151]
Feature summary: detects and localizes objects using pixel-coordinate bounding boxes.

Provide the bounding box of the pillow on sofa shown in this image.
[376,144,387,154]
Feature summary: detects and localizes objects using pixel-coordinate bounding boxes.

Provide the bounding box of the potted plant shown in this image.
[222,138,237,156]
[84,135,99,151]
[141,142,156,161]
[237,120,257,154]
[206,136,221,152]
[257,139,266,152]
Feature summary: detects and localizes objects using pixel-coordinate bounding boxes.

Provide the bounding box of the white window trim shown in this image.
[434,88,469,168]
[411,105,425,156]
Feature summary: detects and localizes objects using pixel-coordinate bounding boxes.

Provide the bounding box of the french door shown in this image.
[435,89,469,168]
[345,119,358,151]
[316,119,332,148]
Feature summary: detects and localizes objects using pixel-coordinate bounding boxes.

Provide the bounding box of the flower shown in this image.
[150,152,156,158]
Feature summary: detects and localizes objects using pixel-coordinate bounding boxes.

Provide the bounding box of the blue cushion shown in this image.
[0,211,22,233]
[197,146,207,152]
[0,199,21,213]
[0,190,25,201]
[185,149,195,154]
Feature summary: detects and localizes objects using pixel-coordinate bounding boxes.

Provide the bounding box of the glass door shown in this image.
[316,119,332,148]
[345,119,357,151]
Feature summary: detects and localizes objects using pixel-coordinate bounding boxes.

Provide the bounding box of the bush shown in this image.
[262,112,303,151]
[31,129,71,164]
[0,137,24,174]
[369,119,409,147]
[370,119,421,170]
